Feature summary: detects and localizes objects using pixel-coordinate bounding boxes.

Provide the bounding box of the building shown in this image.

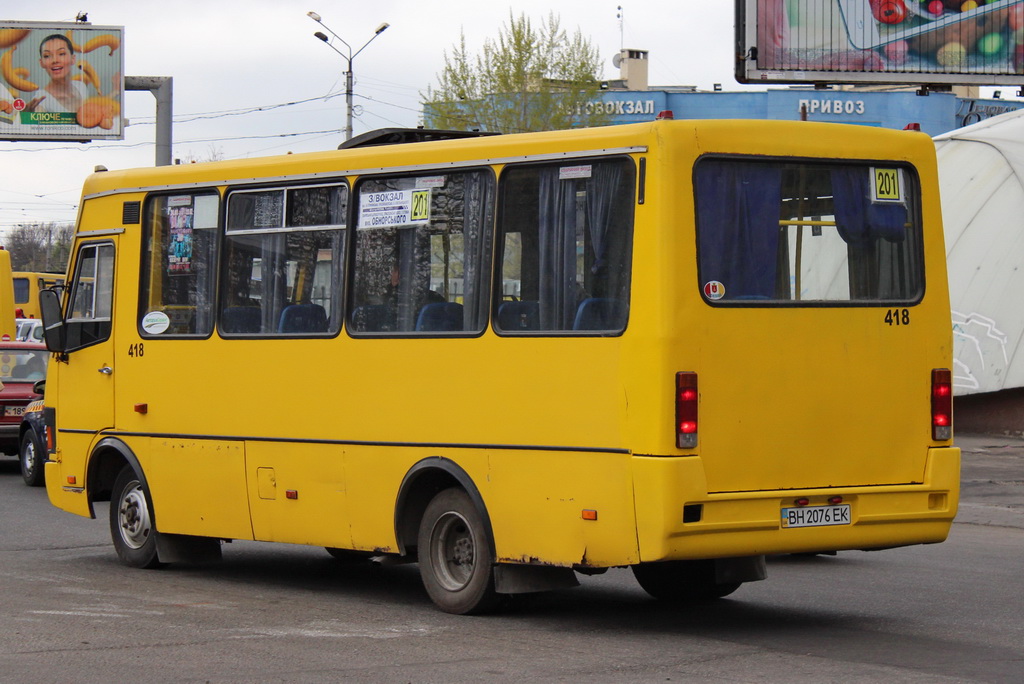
[593,48,1023,136]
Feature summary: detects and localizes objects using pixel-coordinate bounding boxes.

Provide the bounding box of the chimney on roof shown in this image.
[614,48,649,91]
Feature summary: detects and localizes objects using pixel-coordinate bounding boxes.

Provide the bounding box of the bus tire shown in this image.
[417,487,500,615]
[109,465,162,569]
[632,560,740,601]
[20,430,45,487]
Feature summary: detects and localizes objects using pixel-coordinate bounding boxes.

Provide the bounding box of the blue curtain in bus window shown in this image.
[585,163,622,275]
[831,168,907,245]
[538,167,578,329]
[831,167,911,300]
[697,163,782,299]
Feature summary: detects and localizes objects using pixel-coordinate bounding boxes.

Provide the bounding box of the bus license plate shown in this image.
[3,406,25,417]
[781,504,851,528]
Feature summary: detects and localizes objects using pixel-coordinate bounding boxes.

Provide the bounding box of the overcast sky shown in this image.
[0,1,1013,232]
[0,1,758,230]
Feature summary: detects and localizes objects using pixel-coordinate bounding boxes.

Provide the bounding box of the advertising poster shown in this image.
[0,22,124,141]
[167,196,194,275]
[738,0,1024,85]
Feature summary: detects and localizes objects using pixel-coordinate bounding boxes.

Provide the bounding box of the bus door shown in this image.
[55,240,118,468]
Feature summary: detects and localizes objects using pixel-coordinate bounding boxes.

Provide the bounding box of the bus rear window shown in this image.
[695,158,923,305]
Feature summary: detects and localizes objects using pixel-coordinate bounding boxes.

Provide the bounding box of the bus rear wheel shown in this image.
[109,465,162,569]
[417,488,500,615]
[632,560,740,601]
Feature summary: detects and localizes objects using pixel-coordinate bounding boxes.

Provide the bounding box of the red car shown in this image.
[0,341,47,457]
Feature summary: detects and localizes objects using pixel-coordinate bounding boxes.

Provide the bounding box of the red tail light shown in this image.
[676,372,698,448]
[931,368,952,441]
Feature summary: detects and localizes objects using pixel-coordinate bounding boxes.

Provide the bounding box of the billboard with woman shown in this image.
[0,22,123,141]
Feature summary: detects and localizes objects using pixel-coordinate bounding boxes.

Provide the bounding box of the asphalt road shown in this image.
[0,435,1021,683]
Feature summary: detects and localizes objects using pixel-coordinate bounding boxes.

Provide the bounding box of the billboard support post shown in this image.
[125,76,172,166]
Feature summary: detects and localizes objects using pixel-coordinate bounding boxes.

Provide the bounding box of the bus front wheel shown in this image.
[632,560,740,601]
[109,465,162,569]
[417,488,500,615]
[20,430,45,487]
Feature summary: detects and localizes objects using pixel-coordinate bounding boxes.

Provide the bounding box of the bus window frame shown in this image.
[63,240,116,353]
[692,154,927,309]
[219,180,349,338]
[138,190,223,340]
[347,167,496,339]
[491,154,637,337]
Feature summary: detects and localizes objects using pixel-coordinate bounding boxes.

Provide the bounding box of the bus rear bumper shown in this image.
[632,446,961,562]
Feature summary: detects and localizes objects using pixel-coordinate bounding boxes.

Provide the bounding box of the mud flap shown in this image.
[715,555,768,584]
[156,533,223,564]
[493,564,580,594]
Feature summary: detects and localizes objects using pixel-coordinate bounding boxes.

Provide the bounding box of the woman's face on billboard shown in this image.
[40,38,76,82]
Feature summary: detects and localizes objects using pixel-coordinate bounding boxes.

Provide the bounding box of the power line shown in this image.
[126,86,421,127]
[1,126,347,153]
[130,92,347,125]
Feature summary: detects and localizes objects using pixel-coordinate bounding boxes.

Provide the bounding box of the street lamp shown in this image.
[308,11,390,141]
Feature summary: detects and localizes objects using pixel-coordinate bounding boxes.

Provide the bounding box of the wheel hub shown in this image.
[118,483,152,550]
[431,512,476,591]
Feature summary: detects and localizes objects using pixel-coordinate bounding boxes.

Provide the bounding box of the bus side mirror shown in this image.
[39,289,68,354]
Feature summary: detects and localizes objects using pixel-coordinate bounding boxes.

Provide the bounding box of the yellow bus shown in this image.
[38,119,960,614]
[13,270,65,320]
[0,250,16,340]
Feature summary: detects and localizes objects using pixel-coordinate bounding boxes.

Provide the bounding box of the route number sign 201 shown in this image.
[872,167,904,203]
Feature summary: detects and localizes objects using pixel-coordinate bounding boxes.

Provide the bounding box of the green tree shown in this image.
[5,222,74,273]
[422,11,609,133]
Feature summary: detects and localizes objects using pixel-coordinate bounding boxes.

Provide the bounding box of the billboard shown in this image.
[0,22,123,141]
[737,0,1024,86]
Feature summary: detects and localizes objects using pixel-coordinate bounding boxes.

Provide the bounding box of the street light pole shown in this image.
[308,12,390,141]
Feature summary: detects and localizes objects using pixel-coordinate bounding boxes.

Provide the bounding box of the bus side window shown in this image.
[220,183,347,337]
[64,242,115,351]
[495,158,635,334]
[349,170,494,336]
[139,193,220,337]
[13,277,29,306]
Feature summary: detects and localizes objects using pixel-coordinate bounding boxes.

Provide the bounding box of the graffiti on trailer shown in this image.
[956,99,1024,128]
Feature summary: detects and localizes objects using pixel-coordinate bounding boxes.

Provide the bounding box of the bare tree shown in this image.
[6,222,75,273]
[176,144,225,165]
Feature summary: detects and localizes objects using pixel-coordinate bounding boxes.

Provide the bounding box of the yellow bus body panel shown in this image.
[145,438,253,540]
